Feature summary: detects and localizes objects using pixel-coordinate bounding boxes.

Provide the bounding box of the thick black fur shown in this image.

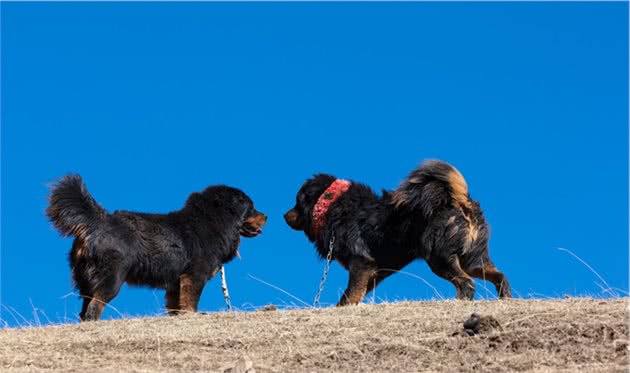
[46,175,266,321]
[284,160,511,305]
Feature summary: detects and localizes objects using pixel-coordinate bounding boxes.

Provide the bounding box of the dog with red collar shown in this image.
[284,160,511,306]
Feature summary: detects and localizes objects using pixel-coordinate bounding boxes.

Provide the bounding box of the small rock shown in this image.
[463,313,482,332]
[223,356,255,373]
[614,339,629,352]
[259,304,278,312]
[458,313,502,336]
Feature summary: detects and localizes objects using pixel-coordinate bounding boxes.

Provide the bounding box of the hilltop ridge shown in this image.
[0,298,627,372]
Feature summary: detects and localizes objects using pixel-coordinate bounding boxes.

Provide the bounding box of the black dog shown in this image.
[284,160,511,305]
[46,175,266,321]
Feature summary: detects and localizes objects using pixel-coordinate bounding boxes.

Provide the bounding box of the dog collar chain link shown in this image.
[313,230,335,307]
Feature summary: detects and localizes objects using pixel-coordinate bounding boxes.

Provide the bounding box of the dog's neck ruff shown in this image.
[312,179,351,236]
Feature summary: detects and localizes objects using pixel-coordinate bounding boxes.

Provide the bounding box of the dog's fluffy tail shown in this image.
[46,174,107,240]
[392,160,475,221]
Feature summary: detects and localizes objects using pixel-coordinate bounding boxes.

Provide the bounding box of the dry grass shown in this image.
[0,298,628,372]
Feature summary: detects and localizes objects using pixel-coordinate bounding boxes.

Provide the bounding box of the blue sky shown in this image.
[1,3,627,326]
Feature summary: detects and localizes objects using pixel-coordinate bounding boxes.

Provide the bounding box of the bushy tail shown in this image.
[392,160,475,221]
[46,174,107,239]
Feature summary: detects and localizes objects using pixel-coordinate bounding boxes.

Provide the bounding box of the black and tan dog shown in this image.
[284,160,511,305]
[46,175,266,321]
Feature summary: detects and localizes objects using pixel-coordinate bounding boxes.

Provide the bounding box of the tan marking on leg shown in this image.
[451,274,475,300]
[428,255,475,300]
[467,264,512,299]
[179,274,196,312]
[365,273,379,295]
[82,295,107,321]
[451,256,475,300]
[337,261,377,306]
[179,274,205,313]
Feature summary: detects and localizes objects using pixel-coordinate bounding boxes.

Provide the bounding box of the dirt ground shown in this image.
[0,298,627,372]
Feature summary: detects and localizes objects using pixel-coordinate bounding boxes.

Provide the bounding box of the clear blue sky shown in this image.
[1,3,627,326]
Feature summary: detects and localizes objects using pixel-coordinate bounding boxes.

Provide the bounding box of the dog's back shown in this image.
[108,211,189,287]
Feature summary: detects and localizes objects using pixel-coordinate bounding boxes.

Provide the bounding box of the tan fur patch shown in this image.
[209,267,220,279]
[446,167,479,249]
[284,210,299,225]
[72,224,89,241]
[446,168,472,212]
[72,237,88,260]
[179,274,196,312]
[468,226,479,242]
[390,190,409,208]
[85,294,107,320]
[460,221,479,254]
[337,261,377,306]
[408,176,422,184]
[244,213,267,230]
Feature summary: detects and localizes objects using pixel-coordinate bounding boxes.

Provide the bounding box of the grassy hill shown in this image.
[0,298,627,372]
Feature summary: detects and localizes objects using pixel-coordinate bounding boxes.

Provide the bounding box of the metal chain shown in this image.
[313,230,335,307]
[220,265,232,311]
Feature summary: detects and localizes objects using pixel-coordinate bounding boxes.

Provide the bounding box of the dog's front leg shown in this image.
[337,259,377,306]
[179,273,206,313]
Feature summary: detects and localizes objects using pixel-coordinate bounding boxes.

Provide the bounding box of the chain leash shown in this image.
[219,265,232,311]
[313,230,335,307]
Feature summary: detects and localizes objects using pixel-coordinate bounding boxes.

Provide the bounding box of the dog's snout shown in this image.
[283,210,295,222]
[284,208,304,231]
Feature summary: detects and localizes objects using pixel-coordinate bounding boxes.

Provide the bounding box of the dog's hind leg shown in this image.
[82,274,124,321]
[427,254,475,300]
[74,276,92,321]
[337,259,377,306]
[71,241,95,321]
[73,267,97,321]
[165,285,180,316]
[459,240,512,299]
[466,263,512,299]
[83,297,107,321]
[422,217,476,300]
[79,292,92,321]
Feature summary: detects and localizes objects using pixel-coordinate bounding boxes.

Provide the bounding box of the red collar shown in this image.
[312,179,351,236]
